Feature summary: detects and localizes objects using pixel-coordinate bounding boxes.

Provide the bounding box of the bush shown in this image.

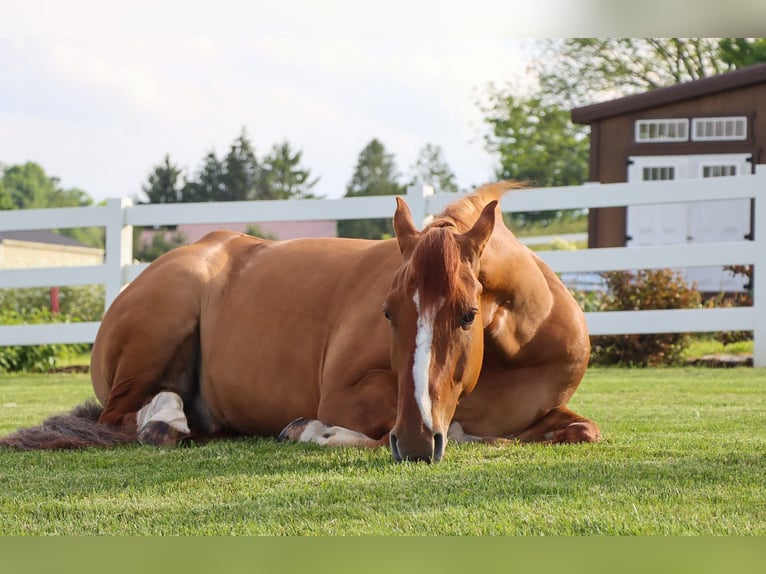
[0,285,104,321]
[0,286,101,373]
[0,308,91,373]
[588,269,701,367]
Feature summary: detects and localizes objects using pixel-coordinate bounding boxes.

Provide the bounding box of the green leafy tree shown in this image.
[718,38,766,68]
[256,141,319,200]
[0,178,11,209]
[537,38,726,108]
[483,92,589,188]
[1,162,57,209]
[479,38,766,228]
[408,143,459,194]
[1,162,103,247]
[535,38,766,108]
[141,155,186,204]
[338,139,405,239]
[482,91,589,225]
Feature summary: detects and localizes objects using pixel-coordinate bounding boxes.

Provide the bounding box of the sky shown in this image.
[0,36,536,202]
[1,0,761,203]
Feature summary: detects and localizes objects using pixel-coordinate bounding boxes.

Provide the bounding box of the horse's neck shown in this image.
[479,229,554,349]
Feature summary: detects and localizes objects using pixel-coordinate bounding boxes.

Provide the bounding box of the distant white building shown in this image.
[0,230,104,269]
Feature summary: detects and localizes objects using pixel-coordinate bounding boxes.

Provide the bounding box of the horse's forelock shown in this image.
[409,228,472,315]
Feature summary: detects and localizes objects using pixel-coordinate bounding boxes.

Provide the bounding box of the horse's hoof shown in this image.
[137,420,188,447]
[278,417,308,442]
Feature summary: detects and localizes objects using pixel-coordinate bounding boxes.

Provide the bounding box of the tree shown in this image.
[535,38,766,109]
[479,38,766,227]
[338,139,405,239]
[408,143,459,194]
[183,151,225,202]
[481,91,589,225]
[536,38,727,108]
[0,162,103,247]
[255,141,319,200]
[222,128,259,201]
[0,178,10,210]
[141,155,186,204]
[1,162,57,209]
[483,92,589,188]
[133,229,187,262]
[718,38,766,68]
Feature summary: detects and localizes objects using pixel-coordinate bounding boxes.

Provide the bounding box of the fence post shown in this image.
[753,166,766,367]
[405,184,435,229]
[104,197,134,313]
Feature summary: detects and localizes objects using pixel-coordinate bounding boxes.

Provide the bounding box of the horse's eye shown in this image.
[460,309,477,330]
[383,308,392,322]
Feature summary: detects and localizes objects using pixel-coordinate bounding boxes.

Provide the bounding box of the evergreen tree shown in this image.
[222,128,259,201]
[141,155,185,204]
[256,141,319,200]
[183,151,226,202]
[409,143,459,194]
[338,139,405,239]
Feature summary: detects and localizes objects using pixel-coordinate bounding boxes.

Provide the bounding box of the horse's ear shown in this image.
[458,200,497,265]
[393,197,420,257]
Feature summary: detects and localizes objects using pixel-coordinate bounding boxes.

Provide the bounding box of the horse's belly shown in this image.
[201,372,320,436]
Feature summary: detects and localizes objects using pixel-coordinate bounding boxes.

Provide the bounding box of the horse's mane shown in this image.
[429,181,526,232]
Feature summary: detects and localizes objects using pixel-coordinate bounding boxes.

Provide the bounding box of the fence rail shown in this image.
[2,167,764,367]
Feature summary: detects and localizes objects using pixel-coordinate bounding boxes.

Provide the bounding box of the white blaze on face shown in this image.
[412,290,443,431]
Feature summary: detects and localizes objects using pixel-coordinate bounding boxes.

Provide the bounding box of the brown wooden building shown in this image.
[571,62,766,291]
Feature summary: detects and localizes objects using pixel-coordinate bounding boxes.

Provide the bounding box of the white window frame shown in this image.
[635,118,689,143]
[691,116,747,142]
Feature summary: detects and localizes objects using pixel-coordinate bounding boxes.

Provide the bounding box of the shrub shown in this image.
[0,309,91,373]
[0,285,104,321]
[588,269,701,367]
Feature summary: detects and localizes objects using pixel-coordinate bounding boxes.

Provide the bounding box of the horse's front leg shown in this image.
[278,418,389,448]
[447,421,516,445]
[278,369,396,450]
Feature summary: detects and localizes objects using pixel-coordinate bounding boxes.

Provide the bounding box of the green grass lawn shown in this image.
[1,368,764,535]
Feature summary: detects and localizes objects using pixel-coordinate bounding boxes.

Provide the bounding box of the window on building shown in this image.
[691,117,747,141]
[642,166,676,181]
[635,119,689,142]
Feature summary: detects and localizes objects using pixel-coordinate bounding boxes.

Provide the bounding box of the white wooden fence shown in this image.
[1,166,765,367]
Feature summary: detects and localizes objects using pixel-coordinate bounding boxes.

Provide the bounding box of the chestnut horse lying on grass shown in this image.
[1,183,600,461]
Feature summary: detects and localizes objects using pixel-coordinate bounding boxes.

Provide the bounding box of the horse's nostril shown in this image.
[433,432,445,462]
[389,433,402,462]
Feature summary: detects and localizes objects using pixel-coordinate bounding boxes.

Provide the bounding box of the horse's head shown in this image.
[383,197,496,462]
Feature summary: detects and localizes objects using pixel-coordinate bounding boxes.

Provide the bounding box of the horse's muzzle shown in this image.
[389,431,445,463]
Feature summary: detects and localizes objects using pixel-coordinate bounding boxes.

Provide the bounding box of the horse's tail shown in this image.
[0,400,135,450]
